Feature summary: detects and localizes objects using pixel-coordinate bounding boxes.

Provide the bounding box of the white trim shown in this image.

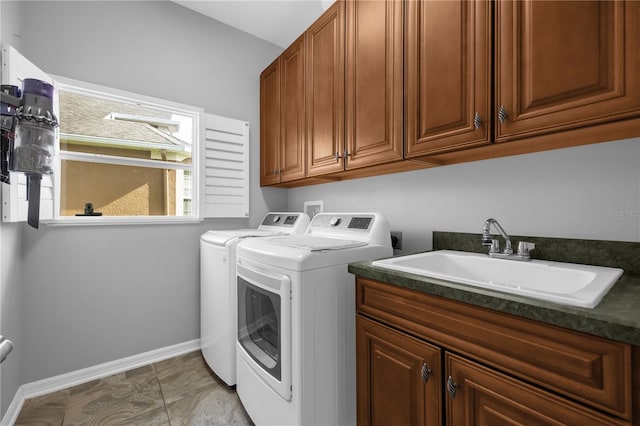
[61,133,186,152]
[59,151,193,171]
[1,386,24,426]
[52,75,204,116]
[0,339,200,426]
[43,215,203,227]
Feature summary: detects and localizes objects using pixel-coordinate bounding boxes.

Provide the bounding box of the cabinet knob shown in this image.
[421,363,431,383]
[498,105,508,123]
[447,376,458,399]
[273,168,278,176]
[473,112,483,129]
[335,149,349,162]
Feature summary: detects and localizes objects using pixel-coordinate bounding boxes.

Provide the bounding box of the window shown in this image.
[55,79,200,221]
[1,45,250,225]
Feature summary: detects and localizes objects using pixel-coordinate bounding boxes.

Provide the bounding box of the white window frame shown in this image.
[48,75,204,226]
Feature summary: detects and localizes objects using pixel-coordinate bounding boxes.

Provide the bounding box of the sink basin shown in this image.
[371,250,623,308]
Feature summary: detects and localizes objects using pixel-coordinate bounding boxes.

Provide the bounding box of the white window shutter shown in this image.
[200,113,250,218]
[1,45,55,223]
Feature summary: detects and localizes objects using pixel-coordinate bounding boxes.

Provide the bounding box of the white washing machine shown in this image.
[200,212,310,386]
[235,213,392,426]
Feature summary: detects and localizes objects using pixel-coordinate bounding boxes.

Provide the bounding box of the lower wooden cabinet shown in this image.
[446,352,629,426]
[357,316,441,426]
[355,277,638,426]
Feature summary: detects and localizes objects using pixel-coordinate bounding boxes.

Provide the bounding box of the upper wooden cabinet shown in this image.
[261,0,640,187]
[405,0,492,157]
[496,0,640,141]
[345,0,404,169]
[280,35,307,182]
[406,0,640,155]
[306,1,345,177]
[305,0,403,177]
[259,36,306,186]
[259,58,281,186]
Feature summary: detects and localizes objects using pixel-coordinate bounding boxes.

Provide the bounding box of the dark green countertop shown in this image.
[349,232,640,346]
[349,260,640,345]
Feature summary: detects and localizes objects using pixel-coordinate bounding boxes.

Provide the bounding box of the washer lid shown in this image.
[237,236,393,271]
[267,235,367,251]
[200,229,283,246]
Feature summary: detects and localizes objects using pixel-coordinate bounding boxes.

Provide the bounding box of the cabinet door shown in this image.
[280,35,306,182]
[357,316,441,426]
[405,0,491,157]
[445,352,630,426]
[260,58,281,186]
[496,0,640,141]
[306,0,345,177]
[345,0,403,169]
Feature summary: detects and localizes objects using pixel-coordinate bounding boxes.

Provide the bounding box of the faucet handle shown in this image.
[517,241,535,257]
[503,240,513,255]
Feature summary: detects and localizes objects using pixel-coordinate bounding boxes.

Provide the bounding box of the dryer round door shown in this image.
[237,261,292,401]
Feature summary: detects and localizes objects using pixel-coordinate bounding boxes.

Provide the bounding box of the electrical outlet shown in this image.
[390,231,402,250]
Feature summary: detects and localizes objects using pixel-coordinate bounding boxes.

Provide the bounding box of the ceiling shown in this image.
[172,1,333,48]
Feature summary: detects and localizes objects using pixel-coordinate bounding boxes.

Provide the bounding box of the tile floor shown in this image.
[13,351,253,426]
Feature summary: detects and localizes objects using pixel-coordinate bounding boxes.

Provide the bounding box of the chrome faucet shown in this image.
[481,218,535,261]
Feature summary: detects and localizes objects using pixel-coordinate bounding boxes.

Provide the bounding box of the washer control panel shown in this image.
[260,213,310,230]
[310,214,375,232]
[348,217,373,230]
[305,213,390,246]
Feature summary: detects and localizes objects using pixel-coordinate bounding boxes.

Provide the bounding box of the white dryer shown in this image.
[200,212,310,386]
[235,213,392,426]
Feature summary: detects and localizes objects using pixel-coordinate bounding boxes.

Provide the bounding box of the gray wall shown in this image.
[0,224,23,418]
[1,0,287,416]
[0,0,26,417]
[20,224,205,380]
[0,0,22,50]
[289,137,640,251]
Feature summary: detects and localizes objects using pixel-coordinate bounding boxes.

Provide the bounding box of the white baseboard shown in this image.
[1,339,200,426]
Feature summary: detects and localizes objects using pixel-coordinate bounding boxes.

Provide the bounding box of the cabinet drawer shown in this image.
[356,277,633,420]
[446,352,630,426]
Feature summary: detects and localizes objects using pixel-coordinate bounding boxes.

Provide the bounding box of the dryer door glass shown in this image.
[238,276,282,380]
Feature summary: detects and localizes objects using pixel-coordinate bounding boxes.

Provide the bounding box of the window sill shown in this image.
[42,216,204,226]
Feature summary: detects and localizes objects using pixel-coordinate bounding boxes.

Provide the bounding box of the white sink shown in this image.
[371,250,623,308]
